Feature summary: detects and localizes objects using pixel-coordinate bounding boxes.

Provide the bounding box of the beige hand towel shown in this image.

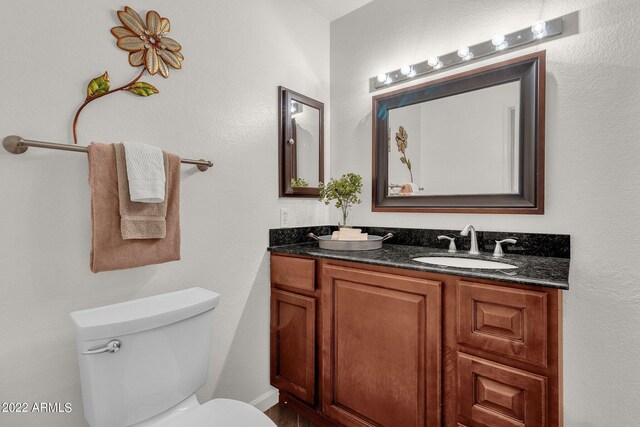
[87,142,181,273]
[115,143,167,239]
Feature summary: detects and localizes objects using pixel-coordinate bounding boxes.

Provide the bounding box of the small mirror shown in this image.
[373,52,545,213]
[279,87,324,197]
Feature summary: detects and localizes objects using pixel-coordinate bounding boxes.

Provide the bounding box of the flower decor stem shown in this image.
[401,151,414,182]
[72,69,145,144]
[395,125,414,183]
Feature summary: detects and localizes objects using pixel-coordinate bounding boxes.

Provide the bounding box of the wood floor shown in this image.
[265,403,317,427]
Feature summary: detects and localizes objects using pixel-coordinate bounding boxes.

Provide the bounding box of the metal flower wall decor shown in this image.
[72,7,184,144]
[395,125,414,183]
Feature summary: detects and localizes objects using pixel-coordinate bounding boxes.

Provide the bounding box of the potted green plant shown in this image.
[319,173,363,227]
[290,177,310,187]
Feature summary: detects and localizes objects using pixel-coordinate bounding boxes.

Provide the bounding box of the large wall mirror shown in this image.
[279,86,324,197]
[373,51,545,214]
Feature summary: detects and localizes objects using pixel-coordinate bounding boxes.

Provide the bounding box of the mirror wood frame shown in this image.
[372,51,545,214]
[279,86,325,197]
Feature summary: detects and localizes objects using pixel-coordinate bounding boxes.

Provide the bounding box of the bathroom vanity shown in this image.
[269,234,568,427]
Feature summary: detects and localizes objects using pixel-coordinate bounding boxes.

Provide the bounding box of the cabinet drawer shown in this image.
[271,255,315,292]
[458,353,546,427]
[457,281,547,367]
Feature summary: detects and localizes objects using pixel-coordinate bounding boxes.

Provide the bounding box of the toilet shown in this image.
[70,287,276,427]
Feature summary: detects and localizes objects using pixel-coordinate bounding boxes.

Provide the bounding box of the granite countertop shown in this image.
[268,242,569,290]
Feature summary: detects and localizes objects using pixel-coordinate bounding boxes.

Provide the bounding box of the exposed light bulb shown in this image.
[377,73,389,84]
[457,47,473,61]
[408,67,416,77]
[492,34,508,50]
[427,56,443,70]
[400,65,412,76]
[531,20,546,38]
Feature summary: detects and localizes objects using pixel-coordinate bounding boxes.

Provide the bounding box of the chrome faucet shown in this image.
[460,224,480,255]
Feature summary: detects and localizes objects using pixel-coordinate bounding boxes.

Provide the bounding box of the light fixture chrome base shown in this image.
[370,11,578,92]
[3,135,28,154]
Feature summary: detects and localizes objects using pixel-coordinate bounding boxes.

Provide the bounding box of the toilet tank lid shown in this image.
[70,287,220,341]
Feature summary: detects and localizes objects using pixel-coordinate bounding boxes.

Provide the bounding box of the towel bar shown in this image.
[2,135,213,172]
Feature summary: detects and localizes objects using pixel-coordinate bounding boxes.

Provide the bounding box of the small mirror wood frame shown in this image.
[372,51,545,214]
[279,86,325,197]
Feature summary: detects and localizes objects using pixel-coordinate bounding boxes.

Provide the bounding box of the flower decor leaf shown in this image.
[86,72,110,99]
[127,82,159,97]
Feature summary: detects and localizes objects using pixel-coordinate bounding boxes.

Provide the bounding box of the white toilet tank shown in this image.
[70,288,220,427]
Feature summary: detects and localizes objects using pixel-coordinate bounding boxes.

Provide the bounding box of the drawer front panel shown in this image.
[457,353,546,427]
[458,281,547,367]
[271,255,315,292]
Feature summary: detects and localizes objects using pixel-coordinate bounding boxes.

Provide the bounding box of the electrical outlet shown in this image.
[280,208,290,227]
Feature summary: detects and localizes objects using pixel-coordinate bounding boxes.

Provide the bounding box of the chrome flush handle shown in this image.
[437,235,457,253]
[493,238,518,257]
[82,340,121,355]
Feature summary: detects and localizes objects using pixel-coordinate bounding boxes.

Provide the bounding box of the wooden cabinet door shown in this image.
[322,265,441,427]
[271,289,316,404]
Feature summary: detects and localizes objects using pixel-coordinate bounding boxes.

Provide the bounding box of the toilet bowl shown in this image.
[70,287,275,427]
[138,396,274,427]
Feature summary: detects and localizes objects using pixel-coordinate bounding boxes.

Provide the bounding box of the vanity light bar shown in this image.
[370,14,569,92]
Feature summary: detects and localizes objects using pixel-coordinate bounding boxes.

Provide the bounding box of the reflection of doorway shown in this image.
[290,117,297,177]
[503,106,518,194]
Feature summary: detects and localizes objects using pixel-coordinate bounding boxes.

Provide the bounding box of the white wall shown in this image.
[331,0,640,425]
[0,1,329,426]
[419,81,519,195]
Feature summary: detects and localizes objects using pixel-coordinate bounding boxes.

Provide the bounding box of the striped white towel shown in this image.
[122,142,166,203]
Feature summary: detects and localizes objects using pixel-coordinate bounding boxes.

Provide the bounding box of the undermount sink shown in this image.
[412,256,518,270]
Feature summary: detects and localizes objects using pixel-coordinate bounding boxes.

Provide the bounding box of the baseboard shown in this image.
[250,387,279,412]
